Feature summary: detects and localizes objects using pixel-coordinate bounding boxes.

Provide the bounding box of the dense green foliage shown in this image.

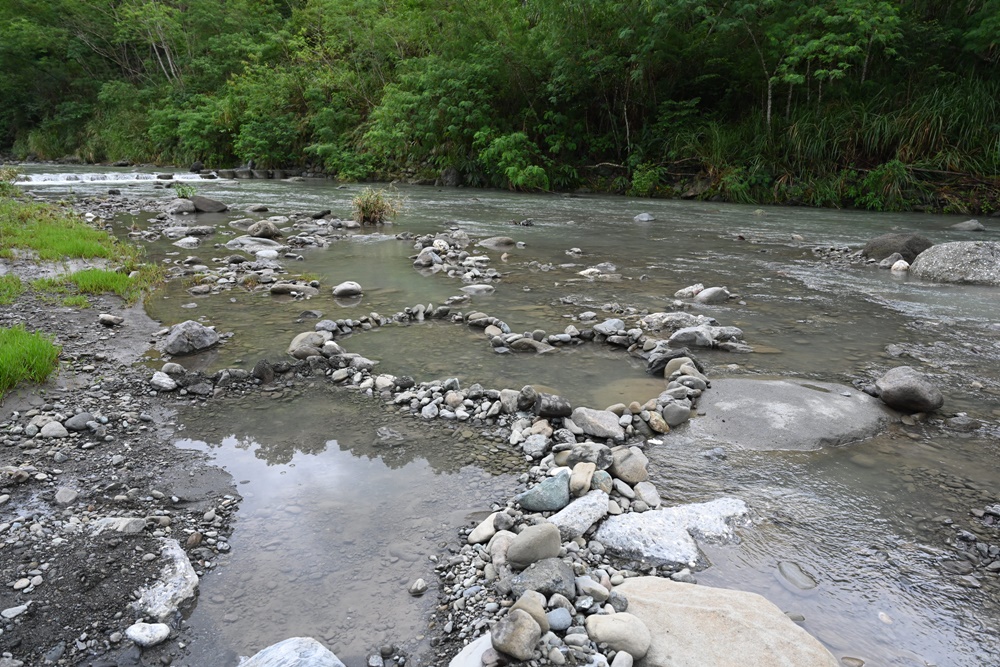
[2,0,997,210]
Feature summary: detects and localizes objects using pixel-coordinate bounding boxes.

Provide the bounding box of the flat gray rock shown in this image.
[616,578,839,667]
[686,378,891,450]
[910,241,1000,286]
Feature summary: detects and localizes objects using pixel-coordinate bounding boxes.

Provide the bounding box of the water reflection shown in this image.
[176,393,517,665]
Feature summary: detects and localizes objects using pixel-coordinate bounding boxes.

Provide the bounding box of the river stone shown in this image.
[510,337,556,354]
[693,286,730,304]
[163,320,219,355]
[189,195,228,212]
[535,392,572,417]
[165,198,196,214]
[891,259,910,273]
[492,609,541,661]
[548,490,609,540]
[909,241,1000,285]
[570,407,625,441]
[570,462,597,496]
[641,312,716,332]
[55,487,79,505]
[593,318,625,336]
[468,512,499,544]
[64,412,94,431]
[248,220,282,239]
[687,378,890,450]
[461,284,496,296]
[875,366,944,413]
[125,622,170,647]
[241,637,346,667]
[634,481,662,508]
[288,331,331,356]
[596,498,749,568]
[332,281,363,297]
[510,558,577,599]
[951,219,985,232]
[557,442,613,470]
[609,447,649,484]
[585,613,651,659]
[92,517,147,534]
[133,539,199,621]
[150,372,178,391]
[507,523,562,569]
[861,232,934,263]
[512,590,550,633]
[477,236,516,249]
[40,421,69,438]
[516,472,570,512]
[668,326,715,348]
[616,577,839,667]
[660,400,691,427]
[448,633,492,667]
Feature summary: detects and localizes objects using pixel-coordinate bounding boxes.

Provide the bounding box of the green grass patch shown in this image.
[0,325,61,397]
[31,265,164,305]
[0,274,23,305]
[30,276,71,294]
[61,295,90,308]
[0,197,143,262]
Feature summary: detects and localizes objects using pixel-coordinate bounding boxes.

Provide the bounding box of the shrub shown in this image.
[0,325,61,397]
[352,187,402,224]
[174,183,197,198]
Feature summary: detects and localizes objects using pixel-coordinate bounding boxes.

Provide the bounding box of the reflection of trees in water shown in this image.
[181,387,517,473]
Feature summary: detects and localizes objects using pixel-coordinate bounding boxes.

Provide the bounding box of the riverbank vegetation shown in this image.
[0,324,60,397]
[1,0,997,211]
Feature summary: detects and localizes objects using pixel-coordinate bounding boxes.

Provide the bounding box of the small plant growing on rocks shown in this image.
[174,183,197,199]
[352,187,401,224]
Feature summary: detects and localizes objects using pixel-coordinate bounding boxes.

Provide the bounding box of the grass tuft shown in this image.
[0,325,61,397]
[0,275,24,305]
[0,198,142,262]
[352,187,402,224]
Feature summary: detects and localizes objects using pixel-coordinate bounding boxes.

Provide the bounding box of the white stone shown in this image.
[595,498,749,568]
[150,372,178,391]
[239,637,346,667]
[133,539,199,621]
[548,490,609,540]
[125,622,170,647]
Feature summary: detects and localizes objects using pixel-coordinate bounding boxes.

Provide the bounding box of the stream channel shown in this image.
[20,168,1000,666]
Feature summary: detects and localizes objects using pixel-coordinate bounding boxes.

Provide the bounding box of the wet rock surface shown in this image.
[686,378,892,451]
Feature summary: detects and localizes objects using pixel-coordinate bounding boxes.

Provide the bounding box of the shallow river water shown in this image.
[19,168,1000,666]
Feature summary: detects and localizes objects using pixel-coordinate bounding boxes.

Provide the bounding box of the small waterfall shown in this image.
[17,171,221,184]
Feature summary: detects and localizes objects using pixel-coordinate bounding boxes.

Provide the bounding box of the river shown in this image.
[17,167,1000,666]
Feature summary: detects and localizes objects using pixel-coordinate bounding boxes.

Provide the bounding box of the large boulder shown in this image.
[162,320,220,356]
[861,232,933,263]
[596,498,748,568]
[240,637,346,667]
[507,523,562,570]
[189,195,228,212]
[616,577,839,667]
[875,366,944,413]
[570,407,625,441]
[686,378,890,451]
[909,241,1000,286]
[248,220,282,239]
[164,198,196,215]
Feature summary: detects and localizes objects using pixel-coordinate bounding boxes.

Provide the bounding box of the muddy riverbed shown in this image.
[4,166,1000,666]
